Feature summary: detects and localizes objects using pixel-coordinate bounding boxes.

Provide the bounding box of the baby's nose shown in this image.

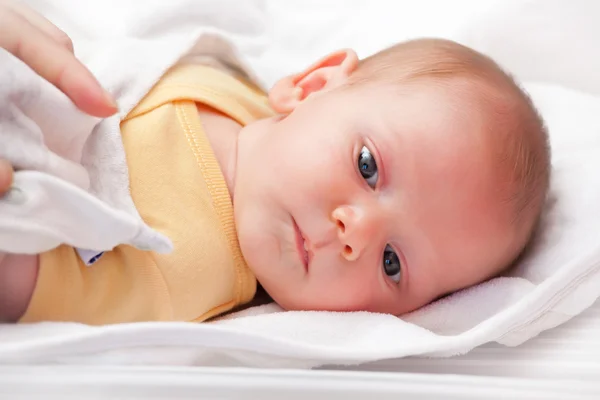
[332,205,370,262]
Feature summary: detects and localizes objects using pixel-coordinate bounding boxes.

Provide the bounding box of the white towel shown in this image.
[0,0,600,369]
[0,0,268,259]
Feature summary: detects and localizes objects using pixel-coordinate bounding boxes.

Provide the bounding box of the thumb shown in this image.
[0,160,14,195]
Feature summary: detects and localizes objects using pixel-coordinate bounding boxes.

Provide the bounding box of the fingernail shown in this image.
[102,88,119,112]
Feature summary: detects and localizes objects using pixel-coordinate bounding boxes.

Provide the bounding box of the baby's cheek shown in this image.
[302,167,356,216]
[312,271,380,312]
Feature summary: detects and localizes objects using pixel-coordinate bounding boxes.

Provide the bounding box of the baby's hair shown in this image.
[348,38,551,271]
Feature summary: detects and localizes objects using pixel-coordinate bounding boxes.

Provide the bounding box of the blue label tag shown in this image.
[76,248,105,266]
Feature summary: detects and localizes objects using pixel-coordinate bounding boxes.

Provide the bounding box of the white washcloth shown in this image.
[0,0,599,369]
[0,0,268,258]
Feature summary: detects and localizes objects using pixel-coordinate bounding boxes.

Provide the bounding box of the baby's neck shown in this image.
[196,103,242,198]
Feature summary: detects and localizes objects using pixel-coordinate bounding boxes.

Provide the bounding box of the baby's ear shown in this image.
[268,49,359,114]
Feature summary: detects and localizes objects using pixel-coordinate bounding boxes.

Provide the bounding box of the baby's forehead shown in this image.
[348,72,516,155]
[415,77,516,133]
[385,79,490,129]
[365,79,505,187]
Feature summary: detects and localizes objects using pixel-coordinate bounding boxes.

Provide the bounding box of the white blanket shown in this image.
[0,0,267,258]
[0,0,599,369]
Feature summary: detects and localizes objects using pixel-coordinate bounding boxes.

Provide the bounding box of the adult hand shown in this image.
[0,160,12,195]
[0,1,118,118]
[1,1,118,194]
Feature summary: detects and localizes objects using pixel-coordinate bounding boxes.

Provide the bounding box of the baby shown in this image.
[0,38,550,323]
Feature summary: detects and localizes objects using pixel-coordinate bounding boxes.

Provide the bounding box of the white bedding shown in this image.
[1,1,600,391]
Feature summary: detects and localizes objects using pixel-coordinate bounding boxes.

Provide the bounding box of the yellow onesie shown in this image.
[19,63,275,325]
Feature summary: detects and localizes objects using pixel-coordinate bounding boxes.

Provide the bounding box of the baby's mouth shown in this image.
[292,217,310,272]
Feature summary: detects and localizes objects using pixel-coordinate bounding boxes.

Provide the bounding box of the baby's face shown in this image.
[234,81,515,315]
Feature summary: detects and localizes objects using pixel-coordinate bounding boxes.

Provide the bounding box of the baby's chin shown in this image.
[234,218,280,288]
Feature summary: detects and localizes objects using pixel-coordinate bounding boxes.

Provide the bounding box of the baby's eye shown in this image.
[358,146,378,188]
[383,245,401,283]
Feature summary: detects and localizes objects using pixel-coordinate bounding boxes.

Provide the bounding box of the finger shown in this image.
[0,159,14,195]
[5,2,73,53]
[0,10,117,118]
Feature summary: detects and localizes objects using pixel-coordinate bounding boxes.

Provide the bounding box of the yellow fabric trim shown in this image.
[175,101,245,305]
[126,64,273,126]
[193,300,236,323]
